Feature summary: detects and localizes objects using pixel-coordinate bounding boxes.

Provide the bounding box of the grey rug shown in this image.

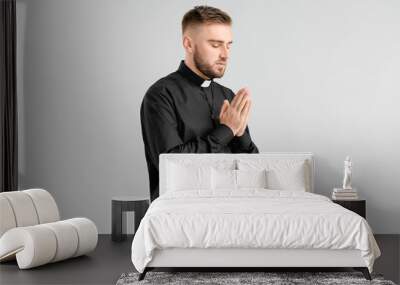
[116,271,397,285]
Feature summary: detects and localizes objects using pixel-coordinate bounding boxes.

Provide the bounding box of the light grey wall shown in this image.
[17,0,400,234]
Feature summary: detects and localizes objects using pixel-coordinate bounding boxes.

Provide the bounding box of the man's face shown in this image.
[190,23,233,79]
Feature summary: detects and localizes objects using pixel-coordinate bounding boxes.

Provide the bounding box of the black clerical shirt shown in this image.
[140,60,259,202]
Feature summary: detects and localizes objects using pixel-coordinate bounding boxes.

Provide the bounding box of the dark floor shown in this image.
[0,234,399,285]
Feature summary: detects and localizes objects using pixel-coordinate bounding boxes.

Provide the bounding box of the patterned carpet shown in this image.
[116,271,397,285]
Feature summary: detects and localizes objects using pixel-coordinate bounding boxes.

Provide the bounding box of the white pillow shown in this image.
[267,166,306,191]
[211,168,268,190]
[237,159,309,191]
[236,169,268,188]
[166,158,236,170]
[167,161,212,191]
[211,168,237,190]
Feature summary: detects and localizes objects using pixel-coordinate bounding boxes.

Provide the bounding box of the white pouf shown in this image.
[0,189,98,269]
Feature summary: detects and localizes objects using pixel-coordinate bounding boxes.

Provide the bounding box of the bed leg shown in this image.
[354,267,371,280]
[138,268,148,281]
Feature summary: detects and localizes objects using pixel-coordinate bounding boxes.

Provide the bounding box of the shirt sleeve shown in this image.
[140,88,235,169]
[228,125,259,153]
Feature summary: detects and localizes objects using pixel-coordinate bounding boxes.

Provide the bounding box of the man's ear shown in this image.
[182,35,194,54]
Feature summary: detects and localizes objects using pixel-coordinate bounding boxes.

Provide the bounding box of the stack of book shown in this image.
[332,188,358,200]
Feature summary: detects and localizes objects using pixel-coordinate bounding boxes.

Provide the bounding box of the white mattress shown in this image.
[131,189,381,273]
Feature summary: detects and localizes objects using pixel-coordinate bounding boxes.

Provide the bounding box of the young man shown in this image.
[140,6,259,202]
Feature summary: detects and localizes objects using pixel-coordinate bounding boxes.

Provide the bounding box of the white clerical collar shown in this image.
[201,79,212,88]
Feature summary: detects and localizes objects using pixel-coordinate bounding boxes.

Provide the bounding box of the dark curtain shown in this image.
[0,0,18,192]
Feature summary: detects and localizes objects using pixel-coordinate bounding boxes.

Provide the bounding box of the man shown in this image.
[140,6,259,202]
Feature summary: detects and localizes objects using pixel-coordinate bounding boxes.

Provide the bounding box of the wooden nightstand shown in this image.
[332,199,366,219]
[111,196,150,242]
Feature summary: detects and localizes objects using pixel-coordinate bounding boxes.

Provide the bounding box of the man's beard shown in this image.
[193,48,226,79]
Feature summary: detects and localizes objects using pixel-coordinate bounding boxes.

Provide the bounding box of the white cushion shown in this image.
[0,189,98,269]
[237,159,309,191]
[0,218,97,269]
[236,169,268,189]
[166,157,235,170]
[0,189,59,232]
[212,168,237,190]
[0,196,17,237]
[0,225,57,268]
[23,189,60,223]
[211,168,268,190]
[0,192,39,227]
[166,161,213,191]
[64,218,98,257]
[159,153,314,195]
[42,221,79,262]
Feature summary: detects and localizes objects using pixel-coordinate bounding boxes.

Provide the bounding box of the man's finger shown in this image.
[233,88,250,111]
[219,100,229,117]
[219,100,228,116]
[231,88,246,108]
[240,100,251,117]
[244,100,251,125]
[237,106,250,136]
[238,94,250,113]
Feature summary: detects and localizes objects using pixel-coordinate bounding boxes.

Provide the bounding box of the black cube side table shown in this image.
[112,196,150,242]
[332,199,366,219]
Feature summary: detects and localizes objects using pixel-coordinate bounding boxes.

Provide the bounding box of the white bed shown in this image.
[131,153,381,281]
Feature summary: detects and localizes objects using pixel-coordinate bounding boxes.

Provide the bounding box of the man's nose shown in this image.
[220,46,229,61]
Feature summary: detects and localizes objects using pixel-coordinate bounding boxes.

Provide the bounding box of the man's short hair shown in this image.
[181,5,232,34]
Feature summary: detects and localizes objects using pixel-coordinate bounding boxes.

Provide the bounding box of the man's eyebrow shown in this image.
[208,40,233,44]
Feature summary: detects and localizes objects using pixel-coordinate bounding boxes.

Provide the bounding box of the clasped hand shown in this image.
[219,87,252,137]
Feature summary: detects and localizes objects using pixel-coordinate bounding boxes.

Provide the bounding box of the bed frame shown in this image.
[140,248,371,280]
[138,152,372,281]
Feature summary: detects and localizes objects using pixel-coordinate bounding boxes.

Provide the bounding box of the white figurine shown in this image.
[342,156,353,190]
